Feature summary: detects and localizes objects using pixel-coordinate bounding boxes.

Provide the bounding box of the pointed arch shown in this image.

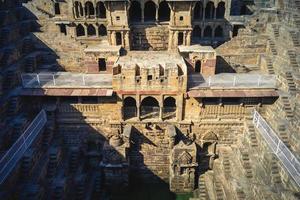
[215,26,223,38]
[192,25,201,41]
[193,1,203,20]
[87,24,96,36]
[96,2,106,18]
[204,26,212,38]
[129,1,142,22]
[85,1,95,17]
[216,2,225,19]
[76,24,85,37]
[144,1,156,22]
[98,24,107,36]
[74,1,83,18]
[158,1,170,21]
[205,1,214,19]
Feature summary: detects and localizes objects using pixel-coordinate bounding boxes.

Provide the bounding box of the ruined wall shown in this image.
[130,25,169,50]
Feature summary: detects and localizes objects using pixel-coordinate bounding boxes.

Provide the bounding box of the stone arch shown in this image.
[214,25,223,37]
[163,97,176,108]
[85,1,95,17]
[98,24,107,36]
[87,24,96,36]
[129,1,142,22]
[140,96,160,118]
[158,1,170,22]
[76,24,85,37]
[74,1,83,18]
[124,97,137,107]
[205,1,214,19]
[144,1,156,22]
[123,97,137,119]
[193,1,203,20]
[204,26,212,38]
[216,1,225,19]
[141,96,159,107]
[96,2,106,18]
[192,25,201,41]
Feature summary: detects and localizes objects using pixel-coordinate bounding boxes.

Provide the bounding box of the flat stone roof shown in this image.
[115,51,186,69]
[178,45,215,53]
[84,44,121,54]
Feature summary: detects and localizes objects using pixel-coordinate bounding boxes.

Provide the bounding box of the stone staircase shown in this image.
[245,122,258,148]
[280,96,294,120]
[267,39,278,56]
[289,31,300,47]
[239,150,253,179]
[221,150,231,176]
[213,177,225,200]
[271,24,280,38]
[284,72,297,95]
[287,50,299,72]
[193,174,207,200]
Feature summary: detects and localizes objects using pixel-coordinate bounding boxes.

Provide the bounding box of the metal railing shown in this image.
[0,110,47,185]
[253,110,300,188]
[188,74,277,89]
[21,73,112,88]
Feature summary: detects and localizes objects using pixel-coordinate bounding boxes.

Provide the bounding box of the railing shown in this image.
[188,74,277,89]
[0,110,47,185]
[140,106,160,119]
[21,73,112,88]
[253,110,300,188]
[162,107,176,119]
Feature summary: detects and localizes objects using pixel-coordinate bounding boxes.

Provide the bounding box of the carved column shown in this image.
[155,5,158,22]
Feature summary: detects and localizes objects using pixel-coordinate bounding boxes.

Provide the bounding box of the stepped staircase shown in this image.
[287,50,299,72]
[289,31,300,47]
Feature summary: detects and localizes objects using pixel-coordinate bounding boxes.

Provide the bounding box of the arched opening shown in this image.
[87,24,96,36]
[85,1,95,17]
[195,60,201,73]
[193,1,203,20]
[74,1,83,18]
[178,32,184,45]
[192,25,201,42]
[158,1,170,22]
[215,26,223,38]
[98,24,107,36]
[164,97,176,108]
[54,3,60,15]
[123,97,137,119]
[163,97,176,119]
[240,4,252,15]
[204,26,212,38]
[96,2,106,18]
[140,97,159,119]
[216,2,225,19]
[205,1,214,19]
[144,1,156,22]
[76,24,85,37]
[129,1,141,22]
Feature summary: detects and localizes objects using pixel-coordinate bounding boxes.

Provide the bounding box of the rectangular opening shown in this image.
[59,24,67,35]
[98,58,107,71]
[147,75,153,81]
[54,3,60,15]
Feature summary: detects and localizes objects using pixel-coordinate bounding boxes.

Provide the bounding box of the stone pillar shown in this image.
[136,95,140,120]
[84,25,88,36]
[155,6,158,22]
[96,25,99,37]
[159,96,163,121]
[141,6,144,22]
[187,31,191,46]
[214,7,217,19]
[124,31,130,49]
[203,5,206,21]
[175,31,178,47]
[177,94,183,121]
[111,31,116,45]
[212,26,215,40]
[168,31,174,50]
